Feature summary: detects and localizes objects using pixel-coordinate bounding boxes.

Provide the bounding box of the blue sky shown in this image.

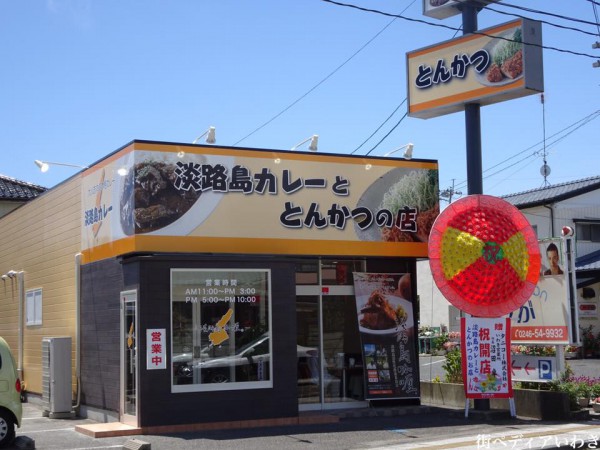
[2,1,598,198]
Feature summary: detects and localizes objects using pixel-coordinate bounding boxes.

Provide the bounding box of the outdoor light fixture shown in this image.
[192,126,216,145]
[383,143,414,159]
[291,135,318,151]
[34,160,88,173]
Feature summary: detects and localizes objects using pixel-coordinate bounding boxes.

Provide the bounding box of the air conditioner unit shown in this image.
[42,337,74,418]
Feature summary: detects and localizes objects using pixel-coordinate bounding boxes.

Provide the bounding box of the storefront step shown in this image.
[329,405,433,419]
[75,414,339,438]
[75,422,142,438]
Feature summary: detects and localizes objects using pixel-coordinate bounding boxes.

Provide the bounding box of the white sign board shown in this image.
[146,328,166,370]
[509,238,571,345]
[511,355,558,382]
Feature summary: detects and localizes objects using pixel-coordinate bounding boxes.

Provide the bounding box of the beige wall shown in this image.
[0,177,81,395]
[0,201,24,218]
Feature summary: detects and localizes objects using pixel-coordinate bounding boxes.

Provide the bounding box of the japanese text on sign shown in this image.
[461,317,512,399]
[172,162,418,233]
[146,328,166,370]
[415,50,491,89]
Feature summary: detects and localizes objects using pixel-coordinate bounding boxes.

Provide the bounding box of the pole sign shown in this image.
[509,239,571,345]
[407,19,543,119]
[423,0,499,20]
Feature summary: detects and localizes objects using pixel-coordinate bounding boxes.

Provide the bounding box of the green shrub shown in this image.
[432,334,449,352]
[442,348,463,383]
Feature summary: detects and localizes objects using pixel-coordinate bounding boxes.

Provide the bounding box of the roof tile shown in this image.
[0,174,47,201]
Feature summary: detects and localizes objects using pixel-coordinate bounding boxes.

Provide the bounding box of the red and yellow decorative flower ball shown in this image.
[429,195,541,317]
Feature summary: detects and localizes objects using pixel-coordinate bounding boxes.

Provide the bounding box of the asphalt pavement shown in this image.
[5,357,599,450]
[8,396,600,450]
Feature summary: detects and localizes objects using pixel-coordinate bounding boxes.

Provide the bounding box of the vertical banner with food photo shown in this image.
[352,272,419,400]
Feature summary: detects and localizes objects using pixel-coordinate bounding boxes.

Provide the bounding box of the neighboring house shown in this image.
[0,175,46,218]
[418,175,600,339]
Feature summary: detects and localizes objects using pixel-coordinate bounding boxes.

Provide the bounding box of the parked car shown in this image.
[0,337,22,448]
[173,333,319,384]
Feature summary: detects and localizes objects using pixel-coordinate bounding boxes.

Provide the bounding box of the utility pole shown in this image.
[440,179,462,203]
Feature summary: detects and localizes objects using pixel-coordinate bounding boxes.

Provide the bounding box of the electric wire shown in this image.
[451,110,600,191]
[488,1,600,28]
[232,0,416,146]
[364,112,408,156]
[483,5,600,37]
[592,0,600,36]
[350,100,406,154]
[456,111,600,191]
[321,0,600,60]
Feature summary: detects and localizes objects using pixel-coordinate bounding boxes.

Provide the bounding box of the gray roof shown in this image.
[502,175,600,209]
[0,174,46,201]
[576,249,600,272]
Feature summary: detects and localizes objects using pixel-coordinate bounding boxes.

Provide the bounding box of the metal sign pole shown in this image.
[462,1,488,412]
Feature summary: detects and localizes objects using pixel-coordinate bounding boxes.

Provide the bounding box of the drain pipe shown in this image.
[543,204,555,237]
[16,271,24,380]
[73,253,82,411]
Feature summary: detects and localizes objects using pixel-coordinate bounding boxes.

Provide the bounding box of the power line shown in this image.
[233,0,416,146]
[452,109,600,191]
[364,112,408,156]
[321,0,600,60]
[592,0,600,37]
[350,99,406,154]
[489,1,600,28]
[483,5,600,37]
[458,110,600,191]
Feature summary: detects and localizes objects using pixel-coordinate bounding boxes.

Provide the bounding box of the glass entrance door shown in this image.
[296,259,366,411]
[120,290,138,426]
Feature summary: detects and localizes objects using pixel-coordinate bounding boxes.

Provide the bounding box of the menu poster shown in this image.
[352,272,419,400]
[461,317,513,399]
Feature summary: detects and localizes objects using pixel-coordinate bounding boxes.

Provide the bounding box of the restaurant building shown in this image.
[0,140,438,428]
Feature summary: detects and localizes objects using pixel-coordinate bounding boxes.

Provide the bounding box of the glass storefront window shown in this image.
[321,259,364,285]
[171,269,272,392]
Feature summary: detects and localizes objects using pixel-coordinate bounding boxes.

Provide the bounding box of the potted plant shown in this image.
[581,325,598,358]
[577,382,592,407]
[432,334,449,356]
[592,383,600,413]
[565,345,580,359]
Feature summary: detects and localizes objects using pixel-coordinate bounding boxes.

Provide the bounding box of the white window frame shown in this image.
[170,268,273,393]
[26,288,43,326]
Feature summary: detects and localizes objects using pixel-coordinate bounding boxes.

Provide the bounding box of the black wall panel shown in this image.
[131,255,298,427]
